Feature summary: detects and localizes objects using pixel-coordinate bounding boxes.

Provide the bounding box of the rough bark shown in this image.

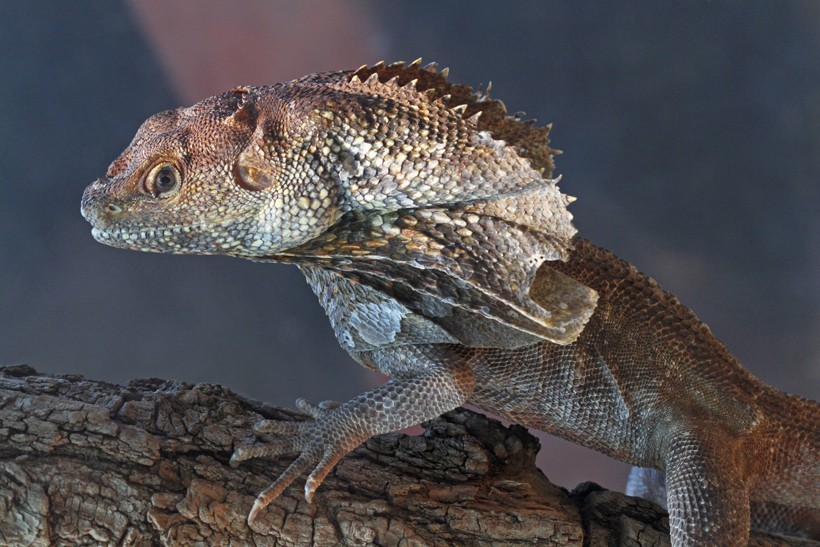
[0,365,813,546]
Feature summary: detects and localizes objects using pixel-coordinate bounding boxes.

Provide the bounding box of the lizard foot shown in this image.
[231,398,354,525]
[231,364,474,526]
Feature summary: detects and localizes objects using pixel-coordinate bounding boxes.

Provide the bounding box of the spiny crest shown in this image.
[346,60,557,177]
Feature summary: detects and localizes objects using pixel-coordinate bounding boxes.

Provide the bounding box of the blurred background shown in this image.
[1,0,818,493]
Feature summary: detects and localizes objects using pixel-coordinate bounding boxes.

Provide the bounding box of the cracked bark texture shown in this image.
[0,365,813,547]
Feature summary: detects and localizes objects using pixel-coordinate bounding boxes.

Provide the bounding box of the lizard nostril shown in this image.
[106,203,123,215]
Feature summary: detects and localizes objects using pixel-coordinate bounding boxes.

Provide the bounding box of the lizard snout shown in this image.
[81,178,123,225]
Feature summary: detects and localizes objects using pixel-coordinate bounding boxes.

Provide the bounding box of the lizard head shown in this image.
[81,86,340,256]
[82,62,599,344]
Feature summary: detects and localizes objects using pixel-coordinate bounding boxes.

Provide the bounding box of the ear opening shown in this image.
[232,114,278,191]
[233,158,275,191]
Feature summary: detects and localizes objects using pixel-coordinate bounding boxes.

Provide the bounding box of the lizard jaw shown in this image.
[89,223,244,255]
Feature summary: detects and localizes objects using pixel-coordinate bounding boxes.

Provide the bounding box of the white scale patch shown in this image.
[349,300,408,347]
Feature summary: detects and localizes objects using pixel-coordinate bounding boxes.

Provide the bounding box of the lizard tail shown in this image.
[747,388,819,538]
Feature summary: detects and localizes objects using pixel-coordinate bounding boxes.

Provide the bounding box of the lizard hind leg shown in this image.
[664,430,751,546]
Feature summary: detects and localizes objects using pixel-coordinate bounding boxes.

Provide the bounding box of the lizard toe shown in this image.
[231,436,303,466]
[248,449,321,524]
[295,398,340,417]
[253,418,310,436]
[305,450,347,503]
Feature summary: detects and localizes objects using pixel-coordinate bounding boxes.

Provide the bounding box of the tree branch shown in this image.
[0,365,811,546]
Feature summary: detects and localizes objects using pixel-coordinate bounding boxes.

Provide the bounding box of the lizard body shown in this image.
[81,61,818,545]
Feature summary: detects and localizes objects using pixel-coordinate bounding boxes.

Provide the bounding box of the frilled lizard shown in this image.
[81,60,818,546]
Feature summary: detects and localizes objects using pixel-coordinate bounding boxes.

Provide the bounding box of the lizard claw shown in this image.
[247,498,265,526]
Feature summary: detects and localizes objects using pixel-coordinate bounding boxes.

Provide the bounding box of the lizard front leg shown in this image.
[231,350,476,524]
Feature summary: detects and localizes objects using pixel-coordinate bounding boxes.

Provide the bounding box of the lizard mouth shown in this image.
[90,222,243,254]
[91,224,195,242]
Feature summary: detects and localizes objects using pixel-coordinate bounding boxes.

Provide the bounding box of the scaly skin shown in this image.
[81,60,818,545]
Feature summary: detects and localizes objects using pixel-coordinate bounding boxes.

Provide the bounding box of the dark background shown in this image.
[1,0,817,492]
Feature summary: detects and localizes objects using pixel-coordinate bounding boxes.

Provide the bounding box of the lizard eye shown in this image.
[145,163,181,197]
